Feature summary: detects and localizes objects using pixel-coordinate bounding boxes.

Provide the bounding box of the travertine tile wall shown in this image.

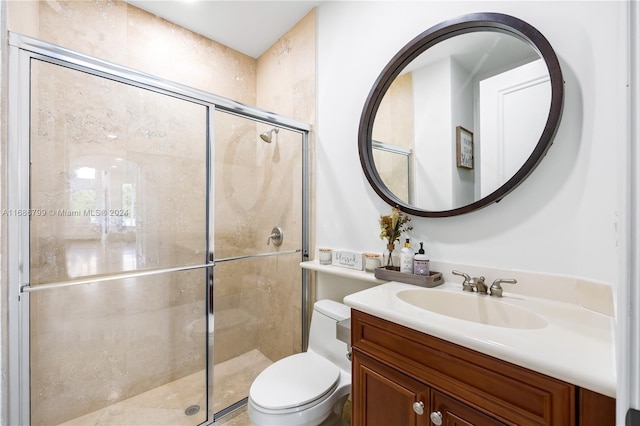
[8,1,256,103]
[212,112,305,364]
[7,1,316,423]
[255,9,316,361]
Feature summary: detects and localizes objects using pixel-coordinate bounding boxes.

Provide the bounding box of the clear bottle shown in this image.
[399,238,413,273]
[413,242,430,276]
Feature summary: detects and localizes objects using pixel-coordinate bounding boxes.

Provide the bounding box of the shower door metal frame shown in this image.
[6,32,311,426]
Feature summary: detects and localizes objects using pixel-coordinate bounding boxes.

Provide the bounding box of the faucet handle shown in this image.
[452,270,473,292]
[490,278,517,297]
[267,226,283,246]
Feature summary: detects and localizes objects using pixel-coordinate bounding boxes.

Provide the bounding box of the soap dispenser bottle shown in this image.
[413,242,430,276]
[399,238,413,273]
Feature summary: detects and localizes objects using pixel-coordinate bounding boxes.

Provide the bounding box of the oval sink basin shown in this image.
[396,289,547,329]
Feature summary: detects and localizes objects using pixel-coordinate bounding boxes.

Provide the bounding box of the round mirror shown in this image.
[358,13,564,217]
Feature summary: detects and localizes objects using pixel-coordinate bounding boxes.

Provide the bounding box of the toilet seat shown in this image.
[249,351,340,412]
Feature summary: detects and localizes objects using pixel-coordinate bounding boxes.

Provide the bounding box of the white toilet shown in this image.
[248,300,352,426]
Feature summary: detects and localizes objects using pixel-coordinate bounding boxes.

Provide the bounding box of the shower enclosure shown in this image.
[7,33,310,425]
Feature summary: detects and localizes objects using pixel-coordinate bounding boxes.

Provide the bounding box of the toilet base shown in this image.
[318,394,350,426]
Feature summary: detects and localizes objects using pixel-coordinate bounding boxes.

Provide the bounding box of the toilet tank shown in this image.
[308,300,351,372]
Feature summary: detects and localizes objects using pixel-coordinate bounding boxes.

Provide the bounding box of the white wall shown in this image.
[316,1,627,285]
[451,57,475,207]
[413,59,452,209]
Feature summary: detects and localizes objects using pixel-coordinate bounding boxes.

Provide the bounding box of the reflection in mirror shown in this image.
[372,31,550,211]
[372,141,413,204]
[359,13,564,217]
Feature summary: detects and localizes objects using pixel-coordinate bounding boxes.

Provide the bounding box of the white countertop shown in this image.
[343,281,616,398]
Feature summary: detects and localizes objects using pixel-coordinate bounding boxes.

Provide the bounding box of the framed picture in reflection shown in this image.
[456,126,474,169]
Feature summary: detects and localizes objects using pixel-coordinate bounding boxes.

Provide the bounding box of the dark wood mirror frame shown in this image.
[358,12,564,217]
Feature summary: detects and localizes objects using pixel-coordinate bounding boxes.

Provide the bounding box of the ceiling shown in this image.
[126,1,320,58]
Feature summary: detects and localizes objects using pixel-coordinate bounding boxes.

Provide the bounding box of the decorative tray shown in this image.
[374,267,444,288]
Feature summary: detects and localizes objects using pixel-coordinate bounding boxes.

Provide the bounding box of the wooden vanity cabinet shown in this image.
[432,389,509,426]
[353,350,506,426]
[353,351,430,426]
[351,309,615,426]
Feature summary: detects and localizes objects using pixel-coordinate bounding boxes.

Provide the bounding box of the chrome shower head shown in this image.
[260,128,279,143]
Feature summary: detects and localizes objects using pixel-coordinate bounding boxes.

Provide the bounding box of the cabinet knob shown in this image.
[429,410,443,425]
[412,401,425,415]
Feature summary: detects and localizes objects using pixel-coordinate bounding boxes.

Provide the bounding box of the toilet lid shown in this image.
[250,351,340,410]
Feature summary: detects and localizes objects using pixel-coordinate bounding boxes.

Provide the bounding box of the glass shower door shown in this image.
[211,110,304,418]
[27,59,210,425]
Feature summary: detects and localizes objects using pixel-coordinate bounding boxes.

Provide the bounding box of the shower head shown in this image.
[260,128,279,143]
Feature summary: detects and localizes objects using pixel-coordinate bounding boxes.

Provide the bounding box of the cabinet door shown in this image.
[431,390,509,426]
[352,349,429,426]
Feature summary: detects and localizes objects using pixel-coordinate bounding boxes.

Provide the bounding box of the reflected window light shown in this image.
[122,183,136,227]
[75,167,96,179]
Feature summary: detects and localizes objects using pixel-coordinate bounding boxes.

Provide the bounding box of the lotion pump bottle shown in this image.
[413,242,430,276]
[399,238,413,273]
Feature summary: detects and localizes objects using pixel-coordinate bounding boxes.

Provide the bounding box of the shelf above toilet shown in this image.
[300,260,388,284]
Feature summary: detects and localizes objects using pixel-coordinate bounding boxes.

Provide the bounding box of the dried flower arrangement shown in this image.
[379,207,412,268]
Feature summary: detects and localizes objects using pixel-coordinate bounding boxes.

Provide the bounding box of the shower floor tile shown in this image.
[214,349,273,413]
[58,349,271,426]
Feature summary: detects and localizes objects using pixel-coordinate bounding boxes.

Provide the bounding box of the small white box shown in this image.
[331,251,364,270]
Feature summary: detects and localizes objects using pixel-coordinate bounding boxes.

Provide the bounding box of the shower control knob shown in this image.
[267,226,283,246]
[412,401,424,415]
[429,411,443,425]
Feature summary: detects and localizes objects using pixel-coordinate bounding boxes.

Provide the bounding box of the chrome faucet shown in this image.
[469,276,488,294]
[452,270,487,294]
[452,271,517,296]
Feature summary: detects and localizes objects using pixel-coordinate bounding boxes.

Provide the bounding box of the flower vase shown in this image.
[385,243,396,269]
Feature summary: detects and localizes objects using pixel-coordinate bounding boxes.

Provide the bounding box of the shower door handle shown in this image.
[267,226,283,246]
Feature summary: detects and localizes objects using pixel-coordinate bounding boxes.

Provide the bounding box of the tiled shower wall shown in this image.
[7,1,316,423]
